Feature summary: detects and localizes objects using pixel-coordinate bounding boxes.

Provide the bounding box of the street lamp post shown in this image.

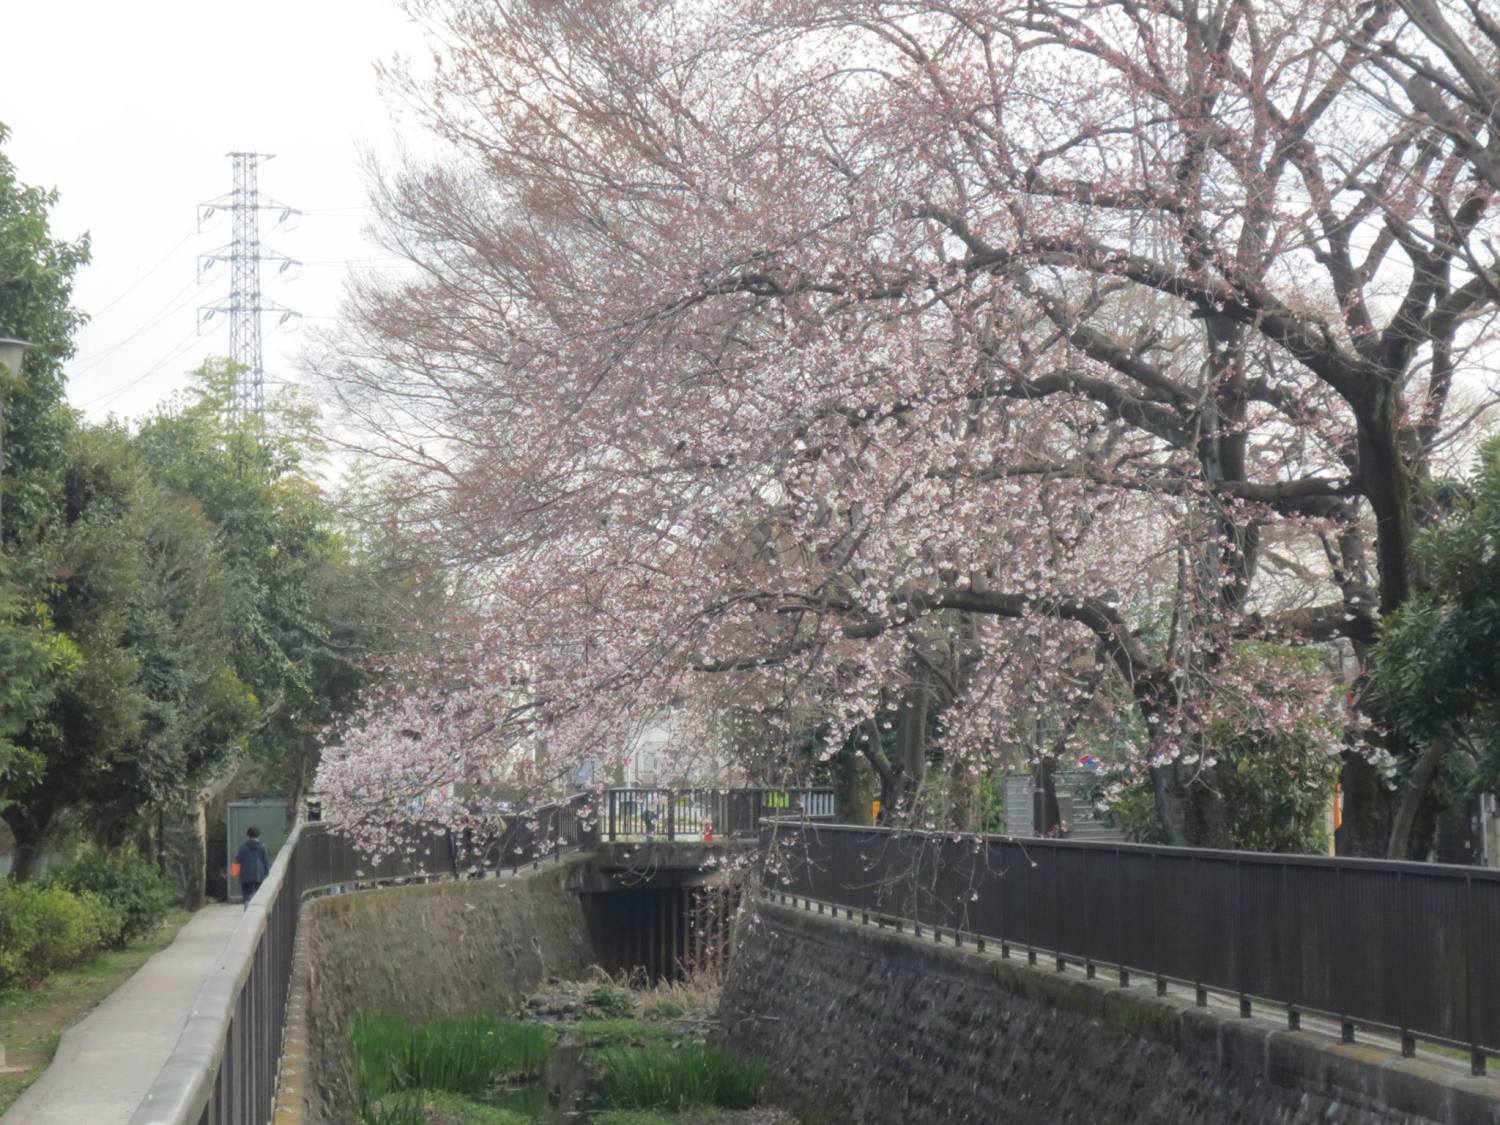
[0,339,33,540]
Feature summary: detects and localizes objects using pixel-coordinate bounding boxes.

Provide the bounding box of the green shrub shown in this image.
[49,850,174,946]
[350,1013,554,1102]
[0,882,114,988]
[585,984,632,1016]
[599,1043,762,1111]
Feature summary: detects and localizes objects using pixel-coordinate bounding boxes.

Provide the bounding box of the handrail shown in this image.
[762,819,1500,1076]
[602,786,836,841]
[129,818,311,1125]
[127,795,591,1125]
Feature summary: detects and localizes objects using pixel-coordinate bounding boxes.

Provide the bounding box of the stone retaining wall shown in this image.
[717,901,1500,1125]
[288,858,596,1124]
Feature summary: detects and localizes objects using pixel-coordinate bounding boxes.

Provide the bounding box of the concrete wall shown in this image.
[287,858,596,1124]
[717,901,1500,1125]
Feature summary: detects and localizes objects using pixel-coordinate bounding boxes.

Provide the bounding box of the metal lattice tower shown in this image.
[198,152,301,417]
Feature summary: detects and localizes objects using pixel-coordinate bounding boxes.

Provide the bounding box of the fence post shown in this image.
[1469,874,1486,1076]
[1236,858,1249,1018]
[1083,848,1094,979]
[1052,843,1064,972]
[1153,851,1165,997]
[1285,861,1300,1031]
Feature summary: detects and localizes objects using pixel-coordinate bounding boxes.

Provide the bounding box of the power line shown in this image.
[69,278,210,378]
[80,328,206,410]
[86,227,198,317]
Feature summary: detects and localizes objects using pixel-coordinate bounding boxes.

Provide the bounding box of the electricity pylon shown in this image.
[197,152,301,417]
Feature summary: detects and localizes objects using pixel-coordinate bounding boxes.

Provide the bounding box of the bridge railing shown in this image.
[128,797,587,1125]
[604,786,835,841]
[763,820,1500,1076]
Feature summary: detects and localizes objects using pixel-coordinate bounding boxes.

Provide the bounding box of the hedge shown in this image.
[0,881,118,988]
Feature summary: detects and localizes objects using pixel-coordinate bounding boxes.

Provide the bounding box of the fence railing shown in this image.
[763,820,1500,1076]
[604,787,835,841]
[127,797,588,1125]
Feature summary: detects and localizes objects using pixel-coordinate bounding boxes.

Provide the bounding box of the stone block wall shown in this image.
[716,901,1500,1125]
[294,858,596,1124]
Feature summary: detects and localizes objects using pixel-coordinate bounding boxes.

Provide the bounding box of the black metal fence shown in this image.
[127,798,588,1125]
[763,820,1500,1076]
[604,786,835,841]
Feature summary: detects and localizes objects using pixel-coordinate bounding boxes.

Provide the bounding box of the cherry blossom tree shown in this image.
[316,0,1499,858]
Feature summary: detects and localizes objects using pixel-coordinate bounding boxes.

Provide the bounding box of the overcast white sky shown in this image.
[3,0,428,423]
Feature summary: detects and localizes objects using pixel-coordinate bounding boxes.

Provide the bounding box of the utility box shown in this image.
[227,799,290,902]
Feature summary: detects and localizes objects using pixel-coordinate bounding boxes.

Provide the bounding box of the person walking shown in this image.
[235,826,271,908]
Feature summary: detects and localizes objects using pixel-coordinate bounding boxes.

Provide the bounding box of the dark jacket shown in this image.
[235,838,270,883]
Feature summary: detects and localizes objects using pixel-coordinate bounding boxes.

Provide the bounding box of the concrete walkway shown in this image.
[2,905,241,1125]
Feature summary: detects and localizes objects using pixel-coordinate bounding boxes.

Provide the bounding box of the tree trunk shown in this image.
[1034,760,1062,835]
[833,751,875,826]
[885,671,931,824]
[1386,742,1445,860]
[1351,389,1446,858]
[1150,764,1191,847]
[1335,752,1391,857]
[8,836,42,882]
[3,802,57,883]
[945,758,981,833]
[286,727,315,828]
[163,798,209,911]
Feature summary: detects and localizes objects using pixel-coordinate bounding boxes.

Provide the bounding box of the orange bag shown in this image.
[231,860,242,878]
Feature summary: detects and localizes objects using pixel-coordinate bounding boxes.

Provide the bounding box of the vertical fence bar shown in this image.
[1469,874,1486,1076]
[1236,858,1250,1018]
[1285,861,1301,1031]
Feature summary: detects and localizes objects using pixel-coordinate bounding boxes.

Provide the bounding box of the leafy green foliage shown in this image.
[0,123,89,548]
[47,850,173,946]
[2,424,259,859]
[0,124,87,812]
[597,1044,762,1111]
[1098,643,1339,853]
[1373,438,1500,793]
[133,361,401,798]
[0,881,116,988]
[0,561,75,805]
[0,140,406,890]
[585,984,633,1016]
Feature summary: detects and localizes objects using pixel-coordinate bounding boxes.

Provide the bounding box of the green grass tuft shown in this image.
[598,1043,762,1111]
[572,1018,677,1046]
[584,984,633,1016]
[350,1012,554,1106]
[419,1089,532,1123]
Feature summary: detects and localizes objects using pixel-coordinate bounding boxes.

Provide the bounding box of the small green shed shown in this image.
[226,798,290,902]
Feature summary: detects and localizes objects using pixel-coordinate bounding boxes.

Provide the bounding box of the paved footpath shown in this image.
[2,905,241,1125]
